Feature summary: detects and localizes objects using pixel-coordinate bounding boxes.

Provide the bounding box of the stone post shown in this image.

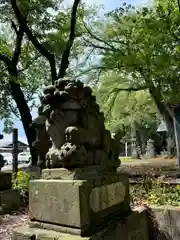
[146,139,156,158]
[12,128,18,175]
[0,133,4,170]
[0,132,21,214]
[131,137,140,159]
[32,115,52,170]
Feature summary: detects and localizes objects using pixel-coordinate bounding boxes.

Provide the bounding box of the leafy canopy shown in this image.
[83,1,180,105]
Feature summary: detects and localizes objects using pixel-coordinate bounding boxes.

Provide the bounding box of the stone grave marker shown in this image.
[0,134,21,214]
[146,139,156,158]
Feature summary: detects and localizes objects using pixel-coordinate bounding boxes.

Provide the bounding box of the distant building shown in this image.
[0,140,29,153]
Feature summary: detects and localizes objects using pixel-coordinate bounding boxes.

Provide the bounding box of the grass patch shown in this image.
[130,176,180,207]
[12,170,39,206]
[120,157,134,162]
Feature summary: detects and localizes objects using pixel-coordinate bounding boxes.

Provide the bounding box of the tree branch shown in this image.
[9,104,20,119]
[0,67,8,78]
[90,68,103,87]
[12,22,25,66]
[74,66,114,79]
[11,21,18,35]
[75,47,95,69]
[17,54,41,73]
[110,86,149,93]
[82,20,117,51]
[25,27,57,83]
[178,0,180,12]
[82,37,113,51]
[10,0,57,83]
[0,53,11,66]
[58,0,81,78]
[0,20,25,76]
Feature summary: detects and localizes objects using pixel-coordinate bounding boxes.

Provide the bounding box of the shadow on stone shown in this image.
[146,207,172,240]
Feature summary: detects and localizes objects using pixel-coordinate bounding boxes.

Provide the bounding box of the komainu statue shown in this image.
[39,78,120,170]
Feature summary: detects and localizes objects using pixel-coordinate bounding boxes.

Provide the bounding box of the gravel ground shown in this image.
[0,210,28,240]
[119,158,180,177]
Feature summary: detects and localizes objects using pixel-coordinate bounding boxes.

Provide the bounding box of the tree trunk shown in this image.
[139,130,146,155]
[9,80,37,165]
[149,85,172,127]
[149,85,175,157]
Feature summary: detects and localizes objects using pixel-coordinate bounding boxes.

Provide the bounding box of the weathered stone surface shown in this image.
[29,179,89,229]
[146,139,155,158]
[41,167,120,180]
[0,172,12,191]
[89,182,126,212]
[109,206,149,240]
[131,137,140,159]
[29,221,83,235]
[0,189,21,214]
[13,207,148,240]
[29,173,130,233]
[13,225,86,240]
[149,205,180,240]
[37,78,121,169]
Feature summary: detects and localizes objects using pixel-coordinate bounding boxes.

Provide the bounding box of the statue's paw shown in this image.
[45,158,51,169]
[46,150,61,168]
[65,126,79,143]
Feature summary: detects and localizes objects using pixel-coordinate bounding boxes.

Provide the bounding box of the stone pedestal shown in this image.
[0,172,21,214]
[13,167,144,238]
[13,168,150,239]
[146,139,155,158]
[29,169,130,235]
[13,207,149,240]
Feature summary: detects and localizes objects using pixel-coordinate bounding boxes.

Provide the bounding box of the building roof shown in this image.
[157,121,168,132]
[0,140,28,148]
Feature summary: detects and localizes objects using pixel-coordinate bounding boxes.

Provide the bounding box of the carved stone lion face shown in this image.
[45,110,66,149]
[45,101,80,149]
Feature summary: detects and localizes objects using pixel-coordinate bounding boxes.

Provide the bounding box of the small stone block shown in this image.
[0,172,12,190]
[13,225,88,240]
[150,206,180,240]
[0,189,21,214]
[29,174,130,233]
[42,167,114,180]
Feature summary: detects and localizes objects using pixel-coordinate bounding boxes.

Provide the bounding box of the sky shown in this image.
[0,0,151,144]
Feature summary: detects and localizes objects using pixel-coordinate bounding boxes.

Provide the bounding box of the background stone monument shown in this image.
[0,172,21,214]
[131,137,140,159]
[32,112,52,170]
[13,79,149,239]
[146,138,156,158]
[0,134,21,214]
